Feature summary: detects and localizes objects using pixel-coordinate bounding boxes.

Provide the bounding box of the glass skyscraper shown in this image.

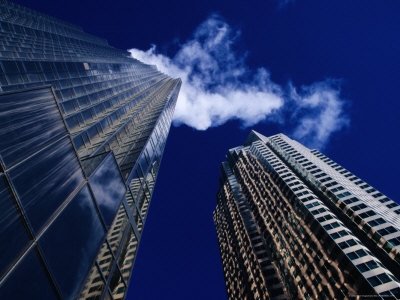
[0,1,181,299]
[214,131,400,299]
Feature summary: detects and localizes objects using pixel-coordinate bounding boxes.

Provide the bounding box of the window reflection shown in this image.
[109,268,126,299]
[0,174,29,276]
[127,169,143,209]
[117,227,138,282]
[39,185,104,300]
[107,204,130,255]
[89,153,126,227]
[0,247,58,299]
[78,264,105,300]
[96,242,115,280]
[9,137,84,232]
[0,88,66,169]
[138,152,148,175]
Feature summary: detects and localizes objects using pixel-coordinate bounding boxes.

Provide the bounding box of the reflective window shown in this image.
[109,268,126,299]
[80,152,108,177]
[78,264,105,300]
[127,167,144,203]
[89,153,126,227]
[138,152,148,175]
[40,185,104,300]
[0,247,58,299]
[10,138,84,232]
[96,241,115,280]
[136,187,148,214]
[107,204,130,255]
[0,88,67,169]
[118,227,138,282]
[0,175,30,276]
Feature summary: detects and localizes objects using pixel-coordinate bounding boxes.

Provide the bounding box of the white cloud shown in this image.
[129,14,349,149]
[289,81,349,149]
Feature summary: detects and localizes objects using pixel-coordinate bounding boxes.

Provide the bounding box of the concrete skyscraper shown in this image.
[0,1,180,299]
[214,131,400,299]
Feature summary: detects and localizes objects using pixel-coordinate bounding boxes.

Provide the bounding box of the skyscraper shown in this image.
[0,1,180,299]
[214,131,400,299]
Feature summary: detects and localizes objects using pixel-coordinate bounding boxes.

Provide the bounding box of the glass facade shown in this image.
[214,131,400,299]
[0,1,181,299]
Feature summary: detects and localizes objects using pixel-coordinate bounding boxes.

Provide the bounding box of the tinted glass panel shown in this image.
[78,264,105,300]
[89,153,126,227]
[97,241,115,279]
[107,204,130,255]
[109,268,126,299]
[0,175,29,275]
[118,227,138,282]
[0,248,58,299]
[9,137,84,232]
[138,152,148,175]
[40,185,104,300]
[0,88,66,169]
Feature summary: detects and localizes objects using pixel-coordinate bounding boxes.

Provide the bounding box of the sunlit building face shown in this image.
[214,131,400,299]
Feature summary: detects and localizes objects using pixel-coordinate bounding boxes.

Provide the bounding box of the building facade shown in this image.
[214,131,400,299]
[0,1,181,299]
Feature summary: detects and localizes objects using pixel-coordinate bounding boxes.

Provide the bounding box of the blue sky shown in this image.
[14,0,400,299]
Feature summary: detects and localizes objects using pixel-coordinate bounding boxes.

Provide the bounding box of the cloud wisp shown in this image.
[129,14,348,149]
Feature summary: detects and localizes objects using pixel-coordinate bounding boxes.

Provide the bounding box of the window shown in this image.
[338,239,357,249]
[317,215,334,223]
[347,249,368,260]
[343,197,359,205]
[377,226,397,236]
[0,248,58,299]
[379,198,390,203]
[297,191,310,197]
[323,222,340,231]
[310,169,321,174]
[368,218,386,227]
[0,175,30,275]
[367,273,392,287]
[330,230,349,239]
[331,186,344,193]
[351,203,367,211]
[315,173,327,178]
[325,181,338,188]
[10,138,84,232]
[292,186,304,192]
[89,153,126,227]
[372,192,383,198]
[359,210,377,218]
[303,196,316,202]
[388,237,400,246]
[310,207,327,215]
[356,260,380,273]
[306,202,320,209]
[337,192,351,199]
[319,177,333,183]
[387,203,399,209]
[39,185,105,298]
